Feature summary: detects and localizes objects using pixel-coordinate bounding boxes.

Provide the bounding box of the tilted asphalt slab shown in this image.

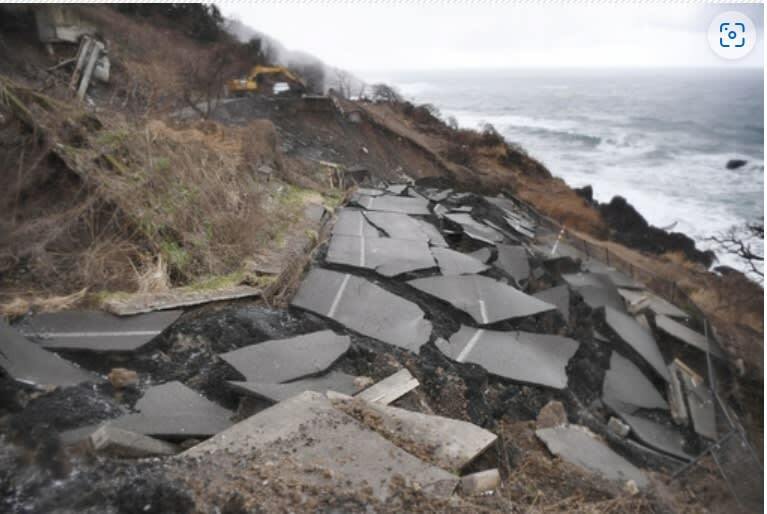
[0,321,96,387]
[536,425,649,488]
[533,285,570,322]
[218,330,351,383]
[602,351,669,413]
[494,244,531,284]
[363,211,431,242]
[332,208,381,238]
[291,268,432,352]
[604,306,671,382]
[326,233,436,277]
[654,314,724,358]
[351,194,431,216]
[431,247,490,276]
[443,213,505,244]
[17,310,182,353]
[227,370,360,403]
[112,381,232,439]
[615,411,693,461]
[407,274,557,325]
[436,326,579,389]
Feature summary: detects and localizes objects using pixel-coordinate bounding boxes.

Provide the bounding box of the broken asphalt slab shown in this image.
[326,233,436,277]
[431,247,490,276]
[17,310,182,353]
[291,268,432,352]
[182,391,459,501]
[615,411,693,461]
[332,208,381,238]
[533,285,570,322]
[228,370,360,403]
[602,352,669,413]
[536,425,648,488]
[436,326,579,389]
[407,274,557,325]
[351,194,430,215]
[617,288,689,319]
[443,213,505,244]
[654,315,724,358]
[112,381,232,439]
[219,330,351,383]
[494,244,531,284]
[603,306,670,382]
[0,321,96,388]
[363,211,431,242]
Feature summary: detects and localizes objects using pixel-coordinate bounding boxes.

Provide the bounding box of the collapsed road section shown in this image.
[0,182,760,512]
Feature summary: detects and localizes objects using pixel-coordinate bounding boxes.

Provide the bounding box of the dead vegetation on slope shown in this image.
[0,76,332,314]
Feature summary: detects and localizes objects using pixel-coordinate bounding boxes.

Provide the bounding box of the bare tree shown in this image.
[707,222,764,279]
[333,69,353,99]
[370,83,402,103]
[182,44,243,118]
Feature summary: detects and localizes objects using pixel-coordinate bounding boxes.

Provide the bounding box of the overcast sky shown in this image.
[217,2,764,74]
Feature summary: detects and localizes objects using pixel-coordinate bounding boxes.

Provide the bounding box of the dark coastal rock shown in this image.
[598,196,715,267]
[726,159,747,170]
[574,185,595,205]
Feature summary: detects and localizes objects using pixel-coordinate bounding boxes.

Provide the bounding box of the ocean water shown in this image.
[380,69,764,273]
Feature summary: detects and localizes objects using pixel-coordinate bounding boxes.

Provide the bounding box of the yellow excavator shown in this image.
[226,65,306,96]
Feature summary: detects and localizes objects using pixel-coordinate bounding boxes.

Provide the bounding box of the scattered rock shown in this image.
[353,376,375,390]
[625,479,640,496]
[459,469,500,495]
[608,417,630,438]
[536,400,567,429]
[725,159,747,170]
[108,368,139,389]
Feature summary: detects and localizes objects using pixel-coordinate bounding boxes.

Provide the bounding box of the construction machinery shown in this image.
[226,65,306,96]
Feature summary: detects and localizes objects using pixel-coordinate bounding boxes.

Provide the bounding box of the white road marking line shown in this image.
[456,329,484,363]
[327,273,351,318]
[358,217,366,267]
[28,331,161,338]
[479,299,489,324]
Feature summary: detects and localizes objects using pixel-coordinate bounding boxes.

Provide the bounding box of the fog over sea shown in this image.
[376,68,764,274]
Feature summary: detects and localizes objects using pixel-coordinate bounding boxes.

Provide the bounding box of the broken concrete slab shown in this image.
[332,208,380,238]
[356,187,385,197]
[536,425,648,487]
[0,321,95,388]
[335,397,497,472]
[355,368,419,405]
[219,330,351,383]
[607,417,631,438]
[353,194,431,215]
[113,381,232,439]
[90,425,178,457]
[227,371,360,403]
[326,234,436,277]
[602,352,669,413]
[616,412,693,461]
[494,244,530,284]
[431,247,490,276]
[617,288,689,319]
[460,469,500,495]
[604,306,670,382]
[577,285,627,312]
[443,213,504,244]
[424,189,453,203]
[183,391,459,501]
[655,315,723,358]
[103,286,262,316]
[437,326,579,389]
[19,310,182,352]
[408,275,557,325]
[666,363,690,426]
[292,268,432,352]
[533,285,570,322]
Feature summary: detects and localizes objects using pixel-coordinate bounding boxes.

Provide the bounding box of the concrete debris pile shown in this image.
[0,181,737,511]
